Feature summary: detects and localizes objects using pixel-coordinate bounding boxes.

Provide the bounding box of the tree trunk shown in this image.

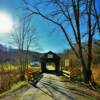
[83,67,92,83]
[19,50,26,80]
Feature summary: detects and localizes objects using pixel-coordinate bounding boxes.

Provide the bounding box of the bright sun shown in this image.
[0,12,14,33]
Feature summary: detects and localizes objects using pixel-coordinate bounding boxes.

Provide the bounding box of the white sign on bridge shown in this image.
[48,54,53,58]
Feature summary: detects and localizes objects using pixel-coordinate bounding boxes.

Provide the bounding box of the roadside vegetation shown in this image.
[59,41,100,88]
[0,63,21,93]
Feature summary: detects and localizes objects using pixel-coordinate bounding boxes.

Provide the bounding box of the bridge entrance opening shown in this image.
[46,62,56,71]
[40,51,60,73]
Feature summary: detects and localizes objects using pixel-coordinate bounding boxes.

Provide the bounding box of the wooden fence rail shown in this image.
[63,70,70,78]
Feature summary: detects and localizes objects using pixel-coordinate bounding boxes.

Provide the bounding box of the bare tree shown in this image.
[22,0,100,83]
[11,16,37,80]
[24,21,37,67]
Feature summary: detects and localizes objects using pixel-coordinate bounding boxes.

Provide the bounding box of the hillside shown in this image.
[0,44,41,64]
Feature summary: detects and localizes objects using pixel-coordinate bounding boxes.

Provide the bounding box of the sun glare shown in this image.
[0,11,14,33]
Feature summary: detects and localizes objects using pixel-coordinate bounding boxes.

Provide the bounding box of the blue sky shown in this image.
[0,0,100,53]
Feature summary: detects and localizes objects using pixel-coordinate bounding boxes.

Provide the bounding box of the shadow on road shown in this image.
[30,73,75,100]
[43,71,63,76]
[39,81,75,100]
[29,73,43,87]
[29,71,63,86]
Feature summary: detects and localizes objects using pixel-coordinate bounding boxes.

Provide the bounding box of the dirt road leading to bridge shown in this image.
[0,73,97,100]
[19,73,96,100]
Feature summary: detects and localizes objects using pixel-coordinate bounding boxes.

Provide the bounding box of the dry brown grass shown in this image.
[92,66,100,85]
[0,64,21,93]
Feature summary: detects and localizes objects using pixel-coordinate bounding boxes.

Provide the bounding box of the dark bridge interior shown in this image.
[40,51,60,73]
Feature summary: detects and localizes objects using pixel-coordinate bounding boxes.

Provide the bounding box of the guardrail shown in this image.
[62,70,70,78]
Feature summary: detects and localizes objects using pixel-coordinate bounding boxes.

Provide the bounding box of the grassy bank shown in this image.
[0,81,28,97]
